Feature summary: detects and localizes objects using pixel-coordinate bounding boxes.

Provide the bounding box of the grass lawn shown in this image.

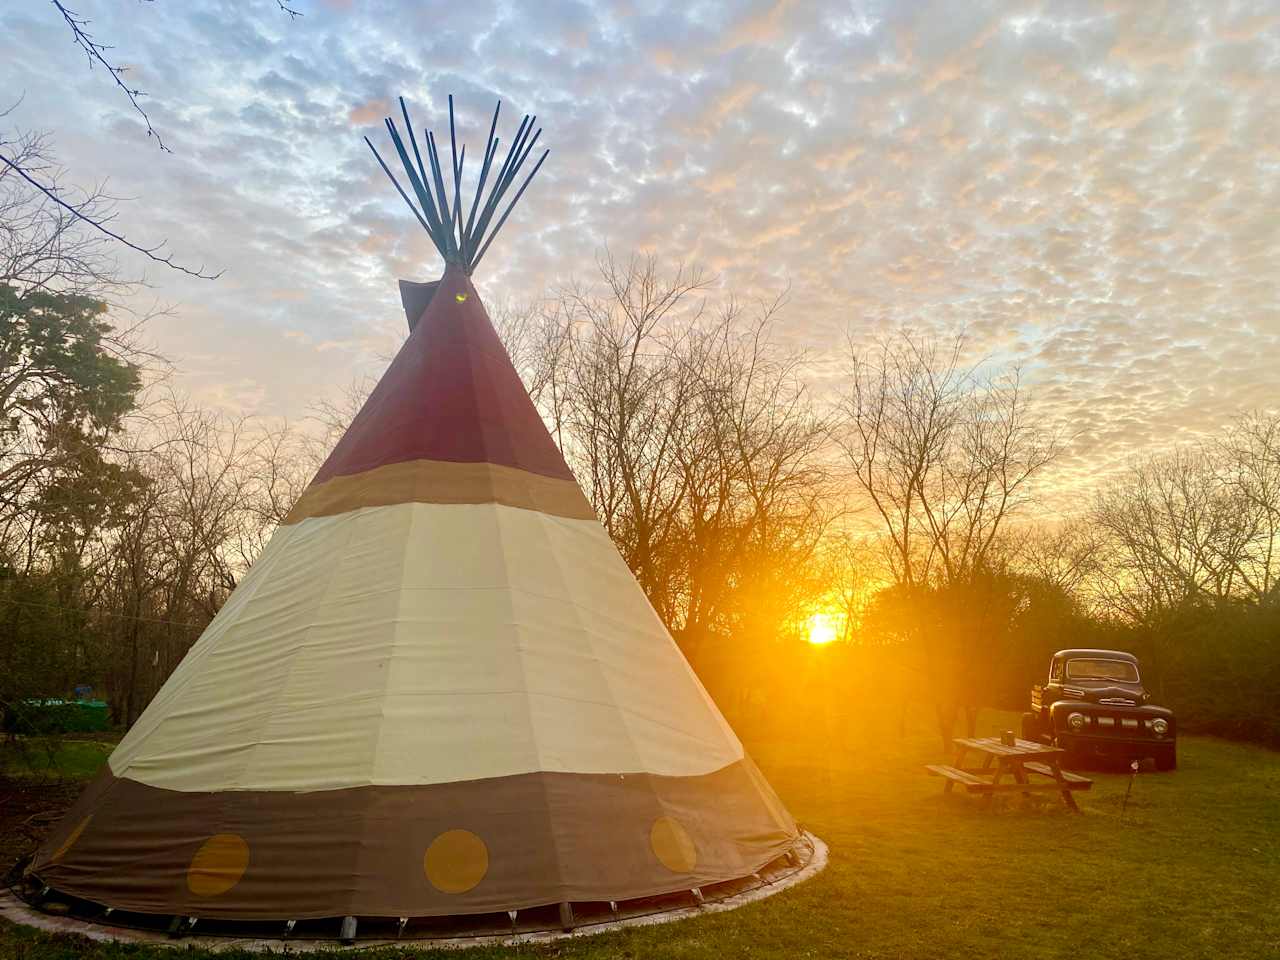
[2,712,1277,959]
[0,739,116,781]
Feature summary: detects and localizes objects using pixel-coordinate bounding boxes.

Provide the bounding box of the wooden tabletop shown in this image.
[953,736,1065,758]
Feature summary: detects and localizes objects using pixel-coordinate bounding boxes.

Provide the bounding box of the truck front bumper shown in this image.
[1058,732,1174,761]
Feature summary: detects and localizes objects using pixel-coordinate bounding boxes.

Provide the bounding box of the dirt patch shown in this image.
[0,777,81,872]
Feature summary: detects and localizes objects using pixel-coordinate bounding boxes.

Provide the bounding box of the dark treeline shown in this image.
[1,134,1276,752]
[0,129,318,737]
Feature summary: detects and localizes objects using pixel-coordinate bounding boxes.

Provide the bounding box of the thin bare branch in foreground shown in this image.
[51,0,170,152]
[0,151,222,280]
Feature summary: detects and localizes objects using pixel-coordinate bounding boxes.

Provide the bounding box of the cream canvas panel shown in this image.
[109,501,744,793]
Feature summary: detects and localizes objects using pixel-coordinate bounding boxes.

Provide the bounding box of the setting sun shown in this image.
[806,612,839,646]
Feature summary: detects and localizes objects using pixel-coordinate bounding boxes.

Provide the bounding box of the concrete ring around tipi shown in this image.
[2,831,826,950]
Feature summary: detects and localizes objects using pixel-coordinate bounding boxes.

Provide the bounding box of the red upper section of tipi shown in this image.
[312,264,575,485]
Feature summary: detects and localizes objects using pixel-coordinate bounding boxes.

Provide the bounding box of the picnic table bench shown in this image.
[926,736,1092,811]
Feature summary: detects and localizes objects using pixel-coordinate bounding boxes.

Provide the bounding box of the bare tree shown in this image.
[305,376,377,450]
[94,392,270,723]
[671,299,833,651]
[238,420,313,550]
[0,125,120,294]
[1087,418,1280,713]
[1095,449,1239,621]
[1094,414,1280,621]
[834,330,1062,745]
[1216,411,1280,604]
[836,333,961,588]
[836,331,1061,589]
[510,254,834,718]
[1012,519,1106,600]
[820,531,882,644]
[545,253,715,621]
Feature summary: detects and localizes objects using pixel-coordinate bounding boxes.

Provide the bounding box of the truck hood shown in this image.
[1061,681,1146,704]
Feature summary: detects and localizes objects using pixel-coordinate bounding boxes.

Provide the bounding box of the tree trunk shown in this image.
[935,701,958,753]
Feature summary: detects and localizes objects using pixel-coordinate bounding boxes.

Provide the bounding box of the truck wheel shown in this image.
[1155,748,1177,771]
[1021,712,1040,742]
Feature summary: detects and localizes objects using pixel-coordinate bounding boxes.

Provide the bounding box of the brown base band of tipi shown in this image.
[28,758,797,920]
[10,837,824,945]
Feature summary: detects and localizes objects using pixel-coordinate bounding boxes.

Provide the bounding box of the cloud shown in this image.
[0,0,1277,513]
[719,0,799,51]
[347,98,390,125]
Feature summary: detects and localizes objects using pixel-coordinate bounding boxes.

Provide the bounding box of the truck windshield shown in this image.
[1065,658,1138,682]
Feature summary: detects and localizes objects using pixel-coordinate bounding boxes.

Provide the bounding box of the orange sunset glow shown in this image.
[1,1,1276,956]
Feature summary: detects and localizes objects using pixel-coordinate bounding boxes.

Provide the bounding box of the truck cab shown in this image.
[1023,649,1176,770]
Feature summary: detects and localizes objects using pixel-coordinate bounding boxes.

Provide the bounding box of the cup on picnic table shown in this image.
[1001,730,1016,746]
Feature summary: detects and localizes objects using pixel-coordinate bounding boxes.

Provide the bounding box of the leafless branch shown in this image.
[51,0,170,152]
[0,151,222,280]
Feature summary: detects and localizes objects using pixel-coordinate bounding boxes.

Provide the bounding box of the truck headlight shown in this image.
[1151,718,1169,737]
[1068,712,1087,731]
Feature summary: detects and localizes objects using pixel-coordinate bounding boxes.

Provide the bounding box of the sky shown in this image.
[2,0,1278,512]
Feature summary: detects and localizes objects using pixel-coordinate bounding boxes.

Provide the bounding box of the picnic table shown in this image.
[926,736,1092,811]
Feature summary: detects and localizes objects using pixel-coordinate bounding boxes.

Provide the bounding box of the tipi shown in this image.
[27,97,802,929]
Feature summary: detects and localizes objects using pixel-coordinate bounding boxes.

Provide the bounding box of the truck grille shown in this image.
[1093,716,1140,730]
[1076,713,1158,738]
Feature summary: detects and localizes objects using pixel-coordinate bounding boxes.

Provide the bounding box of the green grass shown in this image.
[0,739,116,781]
[2,712,1277,959]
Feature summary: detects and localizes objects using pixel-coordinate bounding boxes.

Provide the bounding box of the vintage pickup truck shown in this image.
[1022,649,1176,770]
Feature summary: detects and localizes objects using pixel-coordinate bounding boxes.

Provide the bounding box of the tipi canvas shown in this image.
[28,98,802,924]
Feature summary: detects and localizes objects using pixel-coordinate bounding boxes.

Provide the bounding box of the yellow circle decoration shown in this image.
[650,816,697,873]
[454,292,469,302]
[51,815,92,863]
[424,829,489,894]
[187,834,250,897]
